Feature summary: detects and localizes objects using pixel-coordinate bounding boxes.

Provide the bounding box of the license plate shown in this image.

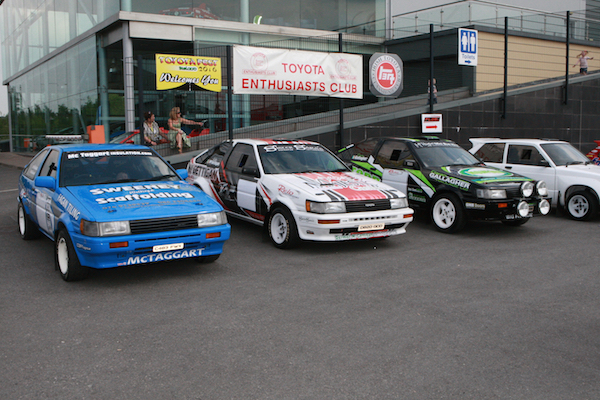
[153,243,184,252]
[358,223,385,232]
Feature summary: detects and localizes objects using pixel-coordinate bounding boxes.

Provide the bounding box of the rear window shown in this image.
[474,143,505,163]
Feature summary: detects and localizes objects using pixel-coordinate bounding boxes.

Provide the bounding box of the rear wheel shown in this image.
[55,229,89,281]
[566,191,598,221]
[430,193,466,233]
[18,202,41,240]
[268,207,299,249]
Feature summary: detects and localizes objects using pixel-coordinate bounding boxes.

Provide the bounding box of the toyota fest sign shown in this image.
[156,54,222,92]
[233,45,363,99]
[369,53,403,98]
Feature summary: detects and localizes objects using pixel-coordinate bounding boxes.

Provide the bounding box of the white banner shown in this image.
[233,45,363,99]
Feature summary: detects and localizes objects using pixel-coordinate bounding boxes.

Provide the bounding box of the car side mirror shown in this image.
[403,159,419,169]
[538,159,550,167]
[176,168,188,180]
[242,167,259,177]
[35,176,57,190]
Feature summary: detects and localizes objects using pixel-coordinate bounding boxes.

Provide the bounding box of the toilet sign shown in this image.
[458,28,478,66]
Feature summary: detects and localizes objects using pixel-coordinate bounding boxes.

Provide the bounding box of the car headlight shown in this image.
[81,220,131,237]
[539,199,551,215]
[306,201,346,214]
[476,189,507,199]
[521,181,534,197]
[197,211,227,227]
[517,201,530,217]
[390,197,409,209]
[536,180,548,196]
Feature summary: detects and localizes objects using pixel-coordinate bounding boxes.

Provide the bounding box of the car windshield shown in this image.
[540,142,590,166]
[59,149,180,186]
[258,143,349,174]
[412,142,481,168]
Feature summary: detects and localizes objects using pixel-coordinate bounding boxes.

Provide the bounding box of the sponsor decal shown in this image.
[465,202,486,210]
[351,165,382,181]
[413,141,458,149]
[262,144,324,153]
[56,194,81,221]
[127,249,203,265]
[76,243,91,251]
[408,192,427,203]
[90,184,195,205]
[457,167,512,178]
[296,172,394,201]
[67,150,152,159]
[278,185,298,198]
[352,155,368,161]
[429,171,471,190]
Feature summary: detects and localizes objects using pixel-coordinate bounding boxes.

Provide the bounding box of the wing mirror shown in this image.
[35,176,57,190]
[242,167,260,177]
[403,159,419,169]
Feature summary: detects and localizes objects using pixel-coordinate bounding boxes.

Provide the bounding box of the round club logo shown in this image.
[369,53,403,97]
[251,52,268,71]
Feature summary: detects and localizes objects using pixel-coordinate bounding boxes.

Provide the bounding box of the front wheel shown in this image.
[18,202,41,240]
[55,229,89,281]
[430,193,466,233]
[267,207,300,249]
[566,191,598,221]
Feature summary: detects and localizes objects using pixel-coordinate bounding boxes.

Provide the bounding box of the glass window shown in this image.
[258,143,347,174]
[24,149,50,180]
[540,143,590,166]
[39,149,60,179]
[225,143,256,173]
[474,143,505,163]
[375,140,411,168]
[506,145,545,166]
[339,138,379,162]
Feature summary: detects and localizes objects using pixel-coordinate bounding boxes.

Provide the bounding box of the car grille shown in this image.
[505,186,522,198]
[345,199,391,213]
[129,215,198,235]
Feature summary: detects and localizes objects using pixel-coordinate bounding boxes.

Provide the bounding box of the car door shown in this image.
[374,140,411,194]
[222,143,261,217]
[20,148,50,224]
[34,149,60,235]
[504,144,557,199]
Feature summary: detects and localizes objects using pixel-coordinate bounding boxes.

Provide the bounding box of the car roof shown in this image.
[469,138,567,145]
[233,138,320,146]
[46,143,153,152]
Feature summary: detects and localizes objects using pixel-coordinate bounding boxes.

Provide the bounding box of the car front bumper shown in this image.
[463,197,551,220]
[293,207,414,242]
[69,224,231,269]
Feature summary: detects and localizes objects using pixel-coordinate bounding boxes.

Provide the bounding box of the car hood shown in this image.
[556,163,600,177]
[432,165,532,186]
[273,171,405,201]
[64,181,221,222]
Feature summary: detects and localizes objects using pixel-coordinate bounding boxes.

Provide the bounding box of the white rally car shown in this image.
[470,138,600,221]
[187,139,414,248]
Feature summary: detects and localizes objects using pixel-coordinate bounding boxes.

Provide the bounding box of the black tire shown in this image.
[430,193,466,233]
[501,218,530,227]
[267,207,300,249]
[196,254,220,263]
[566,191,598,221]
[55,229,89,281]
[18,201,41,240]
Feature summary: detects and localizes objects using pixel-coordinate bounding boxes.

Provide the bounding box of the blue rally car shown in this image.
[17,144,231,281]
